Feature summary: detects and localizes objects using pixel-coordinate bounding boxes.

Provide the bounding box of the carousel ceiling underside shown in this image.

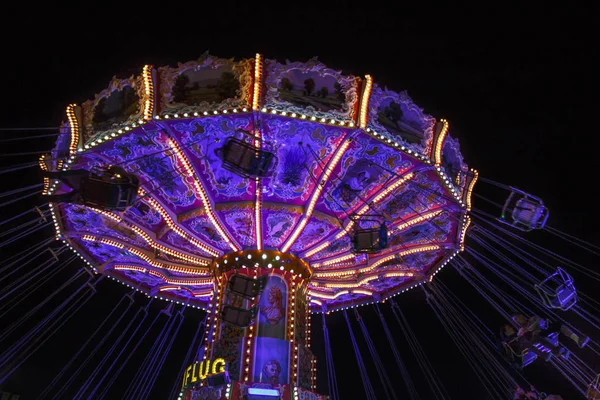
[49,55,472,312]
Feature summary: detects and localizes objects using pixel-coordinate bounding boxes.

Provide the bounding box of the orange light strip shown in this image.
[142,65,155,121]
[466,169,478,211]
[82,235,124,248]
[66,104,79,155]
[310,298,323,306]
[353,289,373,296]
[333,172,415,241]
[140,190,220,257]
[308,290,349,300]
[252,53,262,111]
[311,254,354,269]
[92,208,210,265]
[39,155,50,195]
[389,209,443,234]
[433,118,449,165]
[255,180,262,250]
[459,216,471,251]
[168,138,239,251]
[316,275,379,288]
[127,247,207,275]
[313,244,440,278]
[359,75,373,129]
[281,138,352,253]
[383,271,416,278]
[359,245,440,273]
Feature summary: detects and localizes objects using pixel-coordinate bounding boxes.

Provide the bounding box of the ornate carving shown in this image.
[263,57,359,121]
[157,53,253,115]
[367,85,435,155]
[81,74,144,144]
[442,135,468,190]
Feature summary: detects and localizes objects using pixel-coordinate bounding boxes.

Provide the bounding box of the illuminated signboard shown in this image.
[182,358,227,389]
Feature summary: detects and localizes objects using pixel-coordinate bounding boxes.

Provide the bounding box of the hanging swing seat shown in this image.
[498,188,549,231]
[220,304,257,327]
[352,224,388,254]
[588,374,600,400]
[501,335,538,368]
[535,268,577,311]
[220,137,275,178]
[228,274,268,298]
[80,166,140,211]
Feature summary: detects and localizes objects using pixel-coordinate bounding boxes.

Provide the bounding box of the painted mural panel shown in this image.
[295,284,308,345]
[260,115,348,205]
[290,215,339,254]
[388,211,453,249]
[166,116,255,202]
[219,203,255,248]
[264,58,359,121]
[306,235,351,261]
[99,127,198,210]
[252,337,290,385]
[262,205,302,248]
[124,200,165,232]
[159,54,253,114]
[442,135,468,191]
[182,213,231,252]
[81,75,145,142]
[257,275,287,339]
[316,132,414,217]
[297,345,314,390]
[213,323,244,381]
[368,85,435,155]
[378,170,447,222]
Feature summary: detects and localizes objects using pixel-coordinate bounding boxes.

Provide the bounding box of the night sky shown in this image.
[1,2,599,399]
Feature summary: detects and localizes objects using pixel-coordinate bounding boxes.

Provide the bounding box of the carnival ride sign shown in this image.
[182,358,227,389]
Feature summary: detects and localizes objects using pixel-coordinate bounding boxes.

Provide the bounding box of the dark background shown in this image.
[1,2,598,399]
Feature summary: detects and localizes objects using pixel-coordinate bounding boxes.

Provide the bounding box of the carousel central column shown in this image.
[203,250,316,399]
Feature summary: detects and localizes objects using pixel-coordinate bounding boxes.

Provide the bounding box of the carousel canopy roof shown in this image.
[47,53,474,312]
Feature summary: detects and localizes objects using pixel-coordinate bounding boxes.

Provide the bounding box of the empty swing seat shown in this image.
[588,374,600,400]
[229,274,267,298]
[535,268,577,310]
[221,305,257,327]
[352,224,388,254]
[80,167,140,211]
[498,188,549,232]
[221,138,274,178]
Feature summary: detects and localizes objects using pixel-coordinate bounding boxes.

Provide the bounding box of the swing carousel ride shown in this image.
[2,53,600,400]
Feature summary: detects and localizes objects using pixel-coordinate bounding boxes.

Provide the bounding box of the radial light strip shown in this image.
[255,180,262,250]
[66,104,79,155]
[87,209,210,266]
[39,154,50,195]
[433,118,449,165]
[459,215,471,251]
[80,235,209,275]
[302,174,417,259]
[465,168,478,211]
[358,245,440,273]
[359,75,373,129]
[142,65,155,121]
[281,138,352,253]
[334,172,416,241]
[140,189,221,257]
[308,290,349,300]
[252,53,263,111]
[168,138,239,251]
[112,264,212,286]
[313,244,440,278]
[253,55,264,250]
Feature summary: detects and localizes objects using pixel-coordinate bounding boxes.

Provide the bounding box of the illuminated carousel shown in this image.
[42,53,475,399]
